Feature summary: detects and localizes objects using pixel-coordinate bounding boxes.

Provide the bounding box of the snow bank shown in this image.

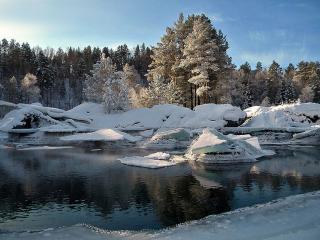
[0,102,247,133]
[66,102,246,130]
[2,191,320,240]
[244,102,320,128]
[60,129,142,142]
[118,152,179,169]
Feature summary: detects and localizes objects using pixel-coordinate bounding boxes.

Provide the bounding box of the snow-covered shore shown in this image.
[1,191,320,240]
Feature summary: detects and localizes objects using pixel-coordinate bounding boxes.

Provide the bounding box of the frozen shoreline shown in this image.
[1,191,320,240]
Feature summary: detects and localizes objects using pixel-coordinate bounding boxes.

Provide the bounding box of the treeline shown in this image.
[0,39,151,108]
[0,13,319,110]
[145,13,320,108]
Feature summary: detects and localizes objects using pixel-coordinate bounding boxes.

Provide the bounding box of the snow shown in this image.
[190,128,227,151]
[65,102,246,131]
[146,152,171,160]
[17,146,74,151]
[1,191,320,240]
[118,152,178,169]
[244,103,320,128]
[151,128,190,141]
[119,156,177,169]
[60,129,142,143]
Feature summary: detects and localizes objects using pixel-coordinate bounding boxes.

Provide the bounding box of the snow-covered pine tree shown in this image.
[83,53,115,103]
[148,27,177,81]
[123,63,141,89]
[311,74,320,103]
[20,73,40,103]
[180,18,219,105]
[6,76,18,103]
[103,70,129,113]
[141,75,181,107]
[280,78,296,104]
[261,96,271,107]
[299,85,314,103]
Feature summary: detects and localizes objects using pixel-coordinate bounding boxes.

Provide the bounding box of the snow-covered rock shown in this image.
[139,129,154,137]
[243,102,320,128]
[0,103,91,133]
[60,129,142,143]
[187,128,274,164]
[151,128,190,141]
[143,128,191,149]
[290,126,320,145]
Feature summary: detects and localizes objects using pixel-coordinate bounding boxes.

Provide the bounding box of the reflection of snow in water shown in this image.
[250,150,320,177]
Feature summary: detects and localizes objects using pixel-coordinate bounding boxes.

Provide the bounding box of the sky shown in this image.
[0,0,319,67]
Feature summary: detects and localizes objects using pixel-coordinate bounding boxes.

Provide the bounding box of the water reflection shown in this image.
[0,146,319,231]
[0,148,229,231]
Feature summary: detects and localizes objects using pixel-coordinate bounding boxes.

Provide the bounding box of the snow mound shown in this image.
[60,129,142,142]
[118,152,178,169]
[244,102,320,128]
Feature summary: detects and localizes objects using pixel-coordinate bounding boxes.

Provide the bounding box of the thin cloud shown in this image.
[0,21,45,42]
[248,31,266,42]
[239,50,311,66]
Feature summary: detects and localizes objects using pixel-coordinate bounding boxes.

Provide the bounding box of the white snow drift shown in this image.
[244,102,320,128]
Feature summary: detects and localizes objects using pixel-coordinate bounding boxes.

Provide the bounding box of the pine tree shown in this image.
[180,18,219,105]
[36,50,54,105]
[267,61,282,104]
[148,27,177,81]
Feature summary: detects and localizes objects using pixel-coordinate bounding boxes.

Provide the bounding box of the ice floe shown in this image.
[118,152,180,169]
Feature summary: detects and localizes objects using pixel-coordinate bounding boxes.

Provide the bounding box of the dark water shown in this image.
[0,146,319,232]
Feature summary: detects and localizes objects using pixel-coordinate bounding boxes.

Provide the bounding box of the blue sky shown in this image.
[0,0,319,67]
